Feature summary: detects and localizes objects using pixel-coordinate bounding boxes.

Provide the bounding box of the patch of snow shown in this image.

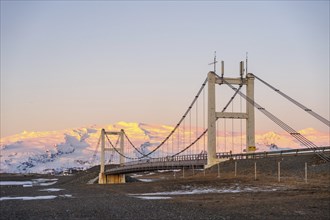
[0,178,58,187]
[133,196,172,200]
[172,169,181,172]
[137,178,156,182]
[0,194,73,201]
[59,194,73,198]
[0,181,33,186]
[157,170,171,173]
[39,181,57,186]
[130,186,280,196]
[87,176,99,184]
[0,195,57,201]
[39,188,64,192]
[130,174,143,177]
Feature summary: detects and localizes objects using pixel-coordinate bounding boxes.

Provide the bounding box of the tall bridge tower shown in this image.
[207,64,255,167]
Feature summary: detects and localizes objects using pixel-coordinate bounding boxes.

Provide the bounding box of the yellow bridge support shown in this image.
[98,172,125,184]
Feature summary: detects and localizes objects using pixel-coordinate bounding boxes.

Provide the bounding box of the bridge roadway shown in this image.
[105,146,330,175]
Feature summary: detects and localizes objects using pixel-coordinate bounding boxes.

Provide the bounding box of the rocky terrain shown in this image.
[1,154,329,220]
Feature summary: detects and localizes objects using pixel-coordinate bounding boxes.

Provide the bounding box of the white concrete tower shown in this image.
[100,129,105,174]
[207,71,217,167]
[119,129,125,165]
[246,73,256,152]
[206,66,256,168]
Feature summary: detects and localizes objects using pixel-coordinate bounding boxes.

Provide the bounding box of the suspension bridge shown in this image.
[94,61,330,184]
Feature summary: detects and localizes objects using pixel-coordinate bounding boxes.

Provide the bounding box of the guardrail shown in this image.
[105,146,330,175]
[217,146,330,160]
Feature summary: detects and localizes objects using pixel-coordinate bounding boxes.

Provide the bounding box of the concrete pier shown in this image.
[99,172,125,184]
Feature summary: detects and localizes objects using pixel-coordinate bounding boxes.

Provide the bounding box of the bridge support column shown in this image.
[98,129,126,184]
[246,73,256,152]
[99,173,126,184]
[207,71,218,168]
[120,129,125,165]
[99,129,106,183]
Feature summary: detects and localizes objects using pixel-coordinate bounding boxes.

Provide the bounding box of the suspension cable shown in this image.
[215,73,330,162]
[171,129,208,157]
[105,133,142,160]
[252,74,329,127]
[90,134,101,164]
[121,78,208,158]
[123,132,151,158]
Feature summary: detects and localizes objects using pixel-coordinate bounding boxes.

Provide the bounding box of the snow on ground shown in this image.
[0,178,58,187]
[0,179,70,202]
[137,179,157,182]
[0,195,58,201]
[39,188,64,192]
[130,185,282,199]
[0,195,73,201]
[133,196,172,200]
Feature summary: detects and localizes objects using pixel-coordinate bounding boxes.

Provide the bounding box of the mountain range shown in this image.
[1,121,329,174]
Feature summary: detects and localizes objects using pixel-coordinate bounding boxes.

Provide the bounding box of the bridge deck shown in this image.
[105,146,330,175]
[106,159,206,175]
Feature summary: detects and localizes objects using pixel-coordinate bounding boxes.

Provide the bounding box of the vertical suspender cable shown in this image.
[183,118,185,155]
[232,101,234,153]
[240,94,243,153]
[166,133,169,157]
[168,130,174,155]
[224,119,227,152]
[216,118,219,152]
[203,86,206,153]
[189,110,192,154]
[177,124,180,155]
[196,98,199,154]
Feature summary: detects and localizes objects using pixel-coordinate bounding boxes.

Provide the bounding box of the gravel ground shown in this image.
[1,154,329,220]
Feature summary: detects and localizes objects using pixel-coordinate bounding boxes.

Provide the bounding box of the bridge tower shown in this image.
[207,65,255,168]
[99,129,126,184]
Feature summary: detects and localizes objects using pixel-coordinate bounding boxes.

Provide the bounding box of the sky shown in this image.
[1,0,329,138]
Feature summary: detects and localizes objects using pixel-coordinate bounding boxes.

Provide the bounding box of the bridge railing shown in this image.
[216,146,330,160]
[124,153,208,167]
[105,146,330,175]
[122,146,330,166]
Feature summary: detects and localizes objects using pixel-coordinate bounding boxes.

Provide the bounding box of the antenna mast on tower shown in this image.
[208,51,218,73]
[246,52,248,74]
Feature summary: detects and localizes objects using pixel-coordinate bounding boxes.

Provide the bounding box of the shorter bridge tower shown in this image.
[99,129,126,184]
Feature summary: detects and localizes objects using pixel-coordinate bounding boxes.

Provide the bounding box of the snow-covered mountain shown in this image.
[1,122,328,174]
